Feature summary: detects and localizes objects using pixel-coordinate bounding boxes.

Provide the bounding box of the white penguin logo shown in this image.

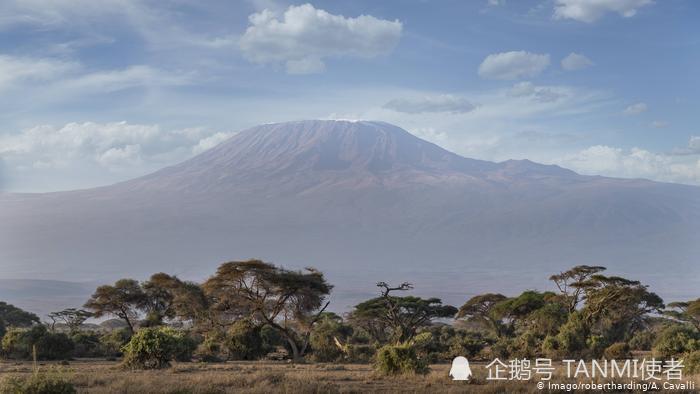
[449,356,472,381]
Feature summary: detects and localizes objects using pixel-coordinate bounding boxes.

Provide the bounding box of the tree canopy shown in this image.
[203,259,333,360]
[84,278,147,333]
[0,301,40,329]
[350,282,457,345]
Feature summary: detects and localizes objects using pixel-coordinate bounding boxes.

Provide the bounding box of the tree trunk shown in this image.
[286,337,302,362]
[123,316,135,334]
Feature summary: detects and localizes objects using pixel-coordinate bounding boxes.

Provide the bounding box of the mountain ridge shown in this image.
[0,120,698,313]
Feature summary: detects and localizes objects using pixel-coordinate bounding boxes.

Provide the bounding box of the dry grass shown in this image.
[0,360,697,393]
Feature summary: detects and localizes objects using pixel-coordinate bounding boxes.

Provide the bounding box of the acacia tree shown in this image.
[169,281,219,330]
[574,274,664,342]
[141,273,184,326]
[491,291,567,336]
[0,301,40,327]
[203,259,332,361]
[549,265,607,313]
[351,282,457,345]
[456,293,508,337]
[664,299,700,331]
[47,308,93,333]
[84,279,146,333]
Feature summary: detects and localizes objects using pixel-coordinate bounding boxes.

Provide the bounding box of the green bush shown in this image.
[683,350,700,375]
[374,344,428,375]
[511,330,542,359]
[490,338,515,359]
[226,320,267,360]
[603,342,631,359]
[0,369,75,394]
[71,332,102,358]
[99,328,132,357]
[194,330,225,362]
[653,325,700,358]
[173,332,198,362]
[555,312,589,358]
[586,335,608,359]
[1,326,73,360]
[629,330,655,351]
[121,327,192,369]
[310,318,352,362]
[411,332,436,362]
[346,344,375,363]
[1,328,26,359]
[444,330,488,360]
[542,335,561,359]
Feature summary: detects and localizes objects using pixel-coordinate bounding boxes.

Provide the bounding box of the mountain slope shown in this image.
[1,120,698,311]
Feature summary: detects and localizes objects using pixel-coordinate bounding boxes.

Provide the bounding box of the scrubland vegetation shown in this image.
[1,262,699,393]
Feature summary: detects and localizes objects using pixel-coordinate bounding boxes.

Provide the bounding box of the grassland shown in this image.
[1,360,698,393]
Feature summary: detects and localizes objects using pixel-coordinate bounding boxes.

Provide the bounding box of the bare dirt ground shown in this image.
[0,360,698,393]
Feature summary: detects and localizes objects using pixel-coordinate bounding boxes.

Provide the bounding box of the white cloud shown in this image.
[0,0,231,50]
[0,122,231,191]
[383,95,476,114]
[0,55,79,90]
[478,51,550,80]
[623,102,648,115]
[671,136,700,156]
[561,53,593,71]
[650,120,668,128]
[57,65,193,93]
[556,145,700,185]
[239,4,402,74]
[509,82,566,103]
[553,0,653,23]
[192,132,236,155]
[97,144,142,167]
[0,53,191,98]
[689,136,700,153]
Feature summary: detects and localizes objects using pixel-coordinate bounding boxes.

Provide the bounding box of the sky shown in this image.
[0,0,698,192]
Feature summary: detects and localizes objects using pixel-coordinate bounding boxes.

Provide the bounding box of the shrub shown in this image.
[0,369,75,394]
[653,325,700,358]
[555,312,589,358]
[226,320,266,360]
[542,335,561,359]
[346,344,375,363]
[121,327,191,369]
[586,335,608,359]
[683,350,700,375]
[374,344,428,375]
[37,333,74,361]
[194,330,227,362]
[1,328,27,359]
[310,318,352,362]
[445,330,488,360]
[99,328,132,357]
[71,332,102,358]
[603,342,631,360]
[629,330,655,351]
[172,331,198,362]
[490,338,515,359]
[1,326,73,360]
[511,330,542,359]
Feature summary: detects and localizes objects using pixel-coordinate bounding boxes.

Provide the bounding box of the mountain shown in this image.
[1,120,698,313]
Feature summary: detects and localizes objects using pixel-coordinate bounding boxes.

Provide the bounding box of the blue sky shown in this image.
[0,0,698,191]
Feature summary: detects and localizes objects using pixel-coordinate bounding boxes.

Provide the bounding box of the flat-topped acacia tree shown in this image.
[203,259,332,361]
[350,282,458,345]
[84,279,146,334]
